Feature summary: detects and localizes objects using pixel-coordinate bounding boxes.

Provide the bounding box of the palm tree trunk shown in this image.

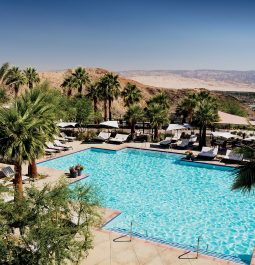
[14,85,19,98]
[131,121,135,138]
[68,89,72,97]
[29,82,33,89]
[94,97,98,113]
[14,162,23,200]
[78,85,82,95]
[108,99,112,120]
[154,127,159,140]
[28,160,38,178]
[104,99,107,121]
[199,125,207,149]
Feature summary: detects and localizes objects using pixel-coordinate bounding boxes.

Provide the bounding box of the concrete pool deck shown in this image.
[0,141,245,264]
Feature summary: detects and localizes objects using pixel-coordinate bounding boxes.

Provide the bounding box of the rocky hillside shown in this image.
[36,68,253,118]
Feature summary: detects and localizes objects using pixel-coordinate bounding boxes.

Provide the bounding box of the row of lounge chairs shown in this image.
[0,166,30,187]
[160,135,197,148]
[198,146,243,162]
[92,132,130,144]
[44,136,73,155]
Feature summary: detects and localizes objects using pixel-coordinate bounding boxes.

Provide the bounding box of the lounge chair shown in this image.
[60,132,76,142]
[45,142,65,152]
[54,135,67,143]
[223,150,243,162]
[54,140,72,150]
[197,146,218,159]
[175,139,190,149]
[109,134,129,144]
[44,148,58,155]
[160,137,172,146]
[92,132,111,142]
[189,135,197,144]
[1,166,30,183]
[172,134,180,141]
[0,193,14,203]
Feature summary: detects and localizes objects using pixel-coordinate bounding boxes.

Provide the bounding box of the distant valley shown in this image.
[119,70,255,92]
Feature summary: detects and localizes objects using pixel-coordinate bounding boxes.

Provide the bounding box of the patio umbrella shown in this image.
[211,131,236,139]
[100,120,119,128]
[57,122,77,128]
[166,124,185,131]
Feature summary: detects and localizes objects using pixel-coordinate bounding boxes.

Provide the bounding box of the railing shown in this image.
[178,235,209,260]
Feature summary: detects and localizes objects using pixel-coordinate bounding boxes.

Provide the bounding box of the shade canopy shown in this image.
[216,111,249,126]
[100,120,119,128]
[166,124,186,131]
[211,131,235,139]
[57,122,77,128]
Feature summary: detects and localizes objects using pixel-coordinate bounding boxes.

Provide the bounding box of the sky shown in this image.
[0,0,255,71]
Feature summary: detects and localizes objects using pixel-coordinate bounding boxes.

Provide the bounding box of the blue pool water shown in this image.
[39,148,255,264]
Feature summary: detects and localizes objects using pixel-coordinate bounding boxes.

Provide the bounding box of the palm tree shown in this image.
[148,92,169,110]
[178,93,199,123]
[72,67,90,95]
[0,90,58,198]
[193,95,219,149]
[232,146,255,193]
[124,105,144,138]
[0,62,10,84]
[87,82,101,113]
[4,67,25,98]
[121,83,142,107]
[147,103,169,140]
[99,73,120,121]
[61,75,77,96]
[24,67,40,89]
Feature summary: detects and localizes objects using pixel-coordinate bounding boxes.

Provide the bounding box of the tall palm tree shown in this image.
[98,73,120,121]
[147,103,169,140]
[121,83,142,107]
[178,93,199,123]
[0,62,10,84]
[0,90,58,198]
[124,105,144,138]
[4,67,25,98]
[87,82,101,113]
[148,92,169,110]
[61,75,77,96]
[232,146,255,193]
[72,67,90,95]
[24,67,40,89]
[193,95,219,149]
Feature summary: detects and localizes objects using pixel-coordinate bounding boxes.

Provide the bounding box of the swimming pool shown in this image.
[39,148,255,264]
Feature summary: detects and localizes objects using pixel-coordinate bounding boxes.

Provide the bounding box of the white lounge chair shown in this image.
[198,146,218,159]
[54,140,72,150]
[1,166,30,183]
[109,134,129,144]
[44,148,58,155]
[0,193,14,203]
[223,150,243,162]
[60,132,76,142]
[189,135,197,143]
[45,142,65,152]
[54,135,67,143]
[93,132,111,142]
[176,139,190,149]
[160,137,172,146]
[172,134,181,141]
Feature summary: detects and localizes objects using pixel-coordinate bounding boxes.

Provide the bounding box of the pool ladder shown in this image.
[178,235,209,259]
[113,221,148,242]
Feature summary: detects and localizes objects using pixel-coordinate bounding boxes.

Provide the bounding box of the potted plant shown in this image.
[69,166,78,178]
[185,151,195,161]
[75,164,84,176]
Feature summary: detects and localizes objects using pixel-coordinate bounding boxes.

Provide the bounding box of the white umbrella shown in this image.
[211,131,236,139]
[57,122,77,128]
[183,123,194,129]
[166,124,185,131]
[100,120,119,128]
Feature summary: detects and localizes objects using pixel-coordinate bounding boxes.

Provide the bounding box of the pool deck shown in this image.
[0,141,244,264]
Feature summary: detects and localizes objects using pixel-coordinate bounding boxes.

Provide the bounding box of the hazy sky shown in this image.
[1,0,255,71]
